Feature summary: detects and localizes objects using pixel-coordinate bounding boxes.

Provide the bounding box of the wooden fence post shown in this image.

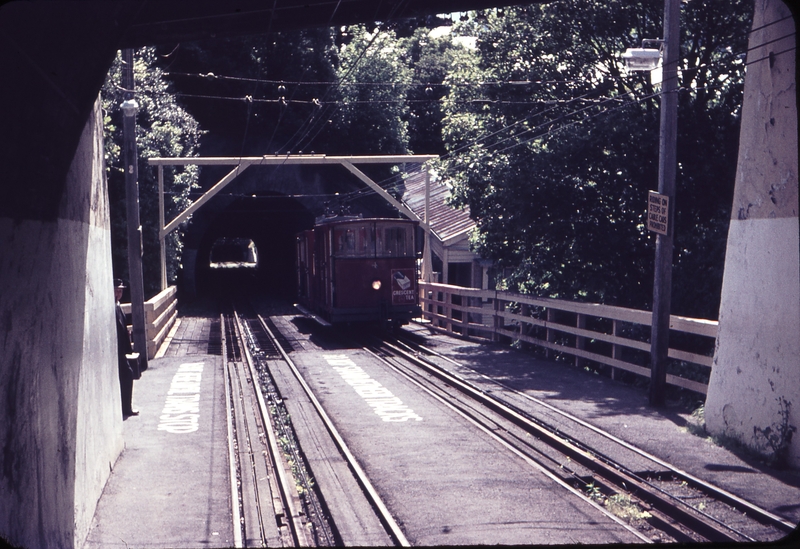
[612,319,622,380]
[575,313,586,368]
[492,294,501,342]
[446,290,453,334]
[436,290,443,329]
[546,308,557,359]
[520,303,529,344]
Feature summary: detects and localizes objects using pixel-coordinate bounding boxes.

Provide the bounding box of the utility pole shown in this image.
[121,48,148,371]
[649,0,680,406]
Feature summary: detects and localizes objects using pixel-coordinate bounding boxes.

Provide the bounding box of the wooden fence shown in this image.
[419,282,717,395]
[121,285,179,359]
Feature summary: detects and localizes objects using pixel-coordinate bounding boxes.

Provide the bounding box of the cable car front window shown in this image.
[379,225,412,257]
[334,225,373,257]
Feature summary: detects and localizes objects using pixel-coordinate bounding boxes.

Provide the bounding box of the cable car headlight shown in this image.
[371,279,382,291]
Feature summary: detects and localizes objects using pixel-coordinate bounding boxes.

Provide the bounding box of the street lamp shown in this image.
[622,47,662,72]
[622,39,664,72]
[121,49,148,372]
[120,98,139,118]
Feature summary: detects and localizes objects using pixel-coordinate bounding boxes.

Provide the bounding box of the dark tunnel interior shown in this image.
[195,194,315,300]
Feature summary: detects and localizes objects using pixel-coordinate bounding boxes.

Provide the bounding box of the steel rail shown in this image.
[256,314,411,547]
[378,337,750,543]
[241,314,336,547]
[228,313,271,545]
[221,315,245,548]
[233,310,312,547]
[399,335,797,535]
[368,340,706,543]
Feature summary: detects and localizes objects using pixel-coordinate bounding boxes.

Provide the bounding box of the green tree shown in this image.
[102,47,204,298]
[330,24,412,157]
[402,25,475,155]
[440,1,751,317]
[154,29,339,157]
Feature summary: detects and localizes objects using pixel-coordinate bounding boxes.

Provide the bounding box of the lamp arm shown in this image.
[642,38,665,51]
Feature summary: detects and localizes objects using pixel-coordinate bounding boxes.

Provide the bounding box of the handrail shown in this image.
[120,286,179,359]
[419,282,717,395]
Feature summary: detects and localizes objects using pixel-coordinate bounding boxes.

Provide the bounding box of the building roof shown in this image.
[402,170,475,245]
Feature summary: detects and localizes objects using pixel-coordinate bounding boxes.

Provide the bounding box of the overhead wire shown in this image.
[300,77,649,203]
[263,0,344,155]
[148,5,790,99]
[746,11,794,36]
[435,23,795,163]
[163,70,589,88]
[283,26,385,154]
[260,1,406,161]
[336,89,652,204]
[155,27,794,129]
[167,89,624,107]
[337,39,776,206]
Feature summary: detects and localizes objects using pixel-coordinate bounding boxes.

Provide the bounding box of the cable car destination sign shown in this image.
[647,191,670,235]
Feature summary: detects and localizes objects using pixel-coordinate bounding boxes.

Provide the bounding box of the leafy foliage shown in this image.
[402,26,472,155]
[102,47,204,298]
[439,1,751,317]
[155,30,339,158]
[331,25,412,156]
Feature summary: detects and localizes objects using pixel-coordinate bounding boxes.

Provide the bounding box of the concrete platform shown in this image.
[82,312,800,547]
[83,317,232,549]
[401,322,800,538]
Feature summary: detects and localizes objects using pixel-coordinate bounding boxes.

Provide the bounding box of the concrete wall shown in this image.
[705,0,799,467]
[0,99,124,548]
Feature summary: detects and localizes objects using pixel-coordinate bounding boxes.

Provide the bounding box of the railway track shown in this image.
[253,312,411,546]
[222,308,317,547]
[370,331,797,544]
[222,302,795,545]
[222,304,406,546]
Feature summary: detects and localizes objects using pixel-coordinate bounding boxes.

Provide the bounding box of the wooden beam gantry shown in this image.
[148,154,438,167]
[149,154,438,284]
[149,153,437,234]
[339,160,429,231]
[162,164,250,235]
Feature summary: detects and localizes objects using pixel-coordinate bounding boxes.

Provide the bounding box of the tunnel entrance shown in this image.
[209,237,259,268]
[195,194,315,300]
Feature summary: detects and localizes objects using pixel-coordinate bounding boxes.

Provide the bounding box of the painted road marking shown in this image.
[324,354,422,422]
[158,362,204,433]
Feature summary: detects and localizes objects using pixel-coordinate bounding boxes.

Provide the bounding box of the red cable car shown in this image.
[296,217,421,328]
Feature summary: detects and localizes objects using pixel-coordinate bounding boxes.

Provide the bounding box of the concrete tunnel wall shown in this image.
[704,0,799,468]
[193,208,315,299]
[0,99,124,548]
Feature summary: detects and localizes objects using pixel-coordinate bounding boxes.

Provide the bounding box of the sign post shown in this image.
[648,0,680,407]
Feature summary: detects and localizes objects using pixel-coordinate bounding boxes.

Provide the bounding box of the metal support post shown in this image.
[158,165,167,291]
[649,0,680,406]
[423,167,432,282]
[122,48,148,370]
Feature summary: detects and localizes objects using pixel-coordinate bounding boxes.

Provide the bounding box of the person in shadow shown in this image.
[115,279,139,417]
